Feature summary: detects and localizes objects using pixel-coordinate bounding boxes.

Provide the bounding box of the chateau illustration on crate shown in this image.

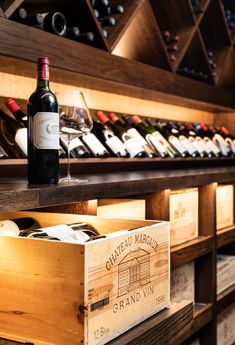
[118,248,150,297]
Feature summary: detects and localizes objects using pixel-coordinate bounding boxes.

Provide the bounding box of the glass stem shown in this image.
[67,133,71,180]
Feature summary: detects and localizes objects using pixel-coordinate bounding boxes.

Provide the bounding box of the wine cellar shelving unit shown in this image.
[1,0,235,90]
[0,0,235,345]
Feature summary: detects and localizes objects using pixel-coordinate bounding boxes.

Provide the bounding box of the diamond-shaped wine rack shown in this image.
[0,0,235,91]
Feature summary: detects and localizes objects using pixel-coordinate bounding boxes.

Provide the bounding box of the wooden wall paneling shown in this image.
[199,0,231,85]
[149,0,197,72]
[111,0,172,71]
[0,0,24,17]
[177,30,214,85]
[195,183,217,345]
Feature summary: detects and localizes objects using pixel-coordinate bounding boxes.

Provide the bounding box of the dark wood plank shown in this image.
[217,224,235,248]
[171,236,213,269]
[0,6,5,17]
[107,301,193,345]
[217,283,235,314]
[1,167,235,212]
[0,18,235,111]
[195,184,217,345]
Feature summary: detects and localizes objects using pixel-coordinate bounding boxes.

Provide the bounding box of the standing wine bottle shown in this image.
[27,57,59,184]
[0,217,40,237]
[96,111,130,157]
[0,109,27,157]
[108,112,147,158]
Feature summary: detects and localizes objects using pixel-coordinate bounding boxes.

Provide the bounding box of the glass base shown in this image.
[59,176,88,184]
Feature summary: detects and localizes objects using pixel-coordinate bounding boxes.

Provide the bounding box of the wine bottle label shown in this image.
[225,138,235,154]
[213,134,231,156]
[179,135,196,155]
[33,112,59,149]
[66,136,84,150]
[122,136,144,158]
[195,137,211,156]
[105,135,127,156]
[152,131,176,157]
[15,127,28,155]
[82,133,108,155]
[169,136,186,154]
[145,134,167,156]
[29,224,90,243]
[188,137,204,155]
[204,137,221,155]
[127,128,148,146]
[0,220,20,236]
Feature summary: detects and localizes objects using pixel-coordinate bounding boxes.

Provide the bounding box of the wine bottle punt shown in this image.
[27,57,59,184]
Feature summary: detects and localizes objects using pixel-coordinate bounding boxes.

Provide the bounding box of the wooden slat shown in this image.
[0,0,24,18]
[0,18,234,111]
[217,283,235,314]
[217,225,235,248]
[171,236,213,269]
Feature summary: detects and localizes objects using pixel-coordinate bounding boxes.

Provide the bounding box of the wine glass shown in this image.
[56,90,93,183]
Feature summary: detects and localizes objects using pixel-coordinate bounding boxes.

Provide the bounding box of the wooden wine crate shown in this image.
[216,184,234,230]
[217,254,235,294]
[97,198,146,219]
[217,302,235,345]
[170,188,199,247]
[171,262,195,304]
[0,211,170,345]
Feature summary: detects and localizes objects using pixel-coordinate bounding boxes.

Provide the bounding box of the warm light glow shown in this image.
[0,72,214,124]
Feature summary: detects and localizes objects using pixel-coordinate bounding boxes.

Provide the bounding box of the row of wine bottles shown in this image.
[0,216,126,242]
[90,0,124,31]
[1,98,235,160]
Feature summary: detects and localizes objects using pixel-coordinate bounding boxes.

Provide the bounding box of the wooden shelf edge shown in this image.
[0,18,235,112]
[1,157,235,177]
[171,236,213,269]
[217,283,235,314]
[107,301,193,345]
[217,224,235,248]
[180,303,213,342]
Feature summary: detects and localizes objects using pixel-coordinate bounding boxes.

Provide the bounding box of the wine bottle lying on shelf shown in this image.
[0,109,27,157]
[94,113,130,157]
[11,9,68,37]
[98,5,124,18]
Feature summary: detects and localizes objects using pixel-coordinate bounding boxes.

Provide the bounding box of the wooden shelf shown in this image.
[217,224,235,248]
[106,301,193,345]
[0,17,235,112]
[217,282,235,314]
[0,166,235,212]
[171,236,213,269]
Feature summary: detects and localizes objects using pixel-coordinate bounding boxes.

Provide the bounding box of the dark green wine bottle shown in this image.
[27,57,59,184]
